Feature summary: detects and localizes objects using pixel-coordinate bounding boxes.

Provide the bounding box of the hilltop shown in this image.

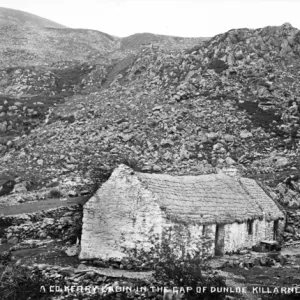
[0,7,66,28]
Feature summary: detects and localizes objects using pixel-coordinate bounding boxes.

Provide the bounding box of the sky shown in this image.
[1,0,300,37]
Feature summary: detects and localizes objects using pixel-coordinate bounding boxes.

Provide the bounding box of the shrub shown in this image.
[48,188,62,198]
[121,225,228,300]
[0,265,65,300]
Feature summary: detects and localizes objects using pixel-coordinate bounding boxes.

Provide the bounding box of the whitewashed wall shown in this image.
[223,219,278,253]
[80,167,165,261]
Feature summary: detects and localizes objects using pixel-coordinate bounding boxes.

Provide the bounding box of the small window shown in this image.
[247,220,253,235]
[202,225,206,235]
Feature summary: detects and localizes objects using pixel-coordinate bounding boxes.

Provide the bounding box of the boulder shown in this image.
[285,225,295,234]
[240,130,253,139]
[0,180,16,196]
[225,157,236,165]
[13,181,29,193]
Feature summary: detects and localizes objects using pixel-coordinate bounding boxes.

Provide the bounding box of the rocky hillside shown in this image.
[0,21,300,209]
[0,7,66,28]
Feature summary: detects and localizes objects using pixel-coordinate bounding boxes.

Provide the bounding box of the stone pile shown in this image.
[219,252,287,269]
[282,210,300,243]
[275,182,300,207]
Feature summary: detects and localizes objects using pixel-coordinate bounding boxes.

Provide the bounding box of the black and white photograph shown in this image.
[0,0,300,299]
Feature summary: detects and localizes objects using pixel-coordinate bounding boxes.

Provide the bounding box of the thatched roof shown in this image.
[119,166,284,225]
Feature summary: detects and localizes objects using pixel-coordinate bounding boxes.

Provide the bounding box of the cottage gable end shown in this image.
[80,164,165,260]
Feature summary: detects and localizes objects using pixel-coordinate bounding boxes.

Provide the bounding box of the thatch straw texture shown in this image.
[134,170,284,225]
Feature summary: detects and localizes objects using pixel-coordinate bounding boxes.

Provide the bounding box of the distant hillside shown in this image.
[0,8,209,68]
[0,7,66,28]
[0,25,120,67]
[120,32,209,51]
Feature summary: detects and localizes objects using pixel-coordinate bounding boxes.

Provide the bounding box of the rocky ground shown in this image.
[1,23,300,195]
[1,15,300,299]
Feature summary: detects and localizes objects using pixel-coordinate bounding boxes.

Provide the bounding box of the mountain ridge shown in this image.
[0,7,209,68]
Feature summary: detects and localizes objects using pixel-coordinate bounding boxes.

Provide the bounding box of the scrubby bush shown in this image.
[48,188,63,198]
[122,225,228,300]
[0,265,65,300]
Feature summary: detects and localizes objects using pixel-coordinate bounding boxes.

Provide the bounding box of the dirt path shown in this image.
[0,196,89,216]
[76,264,154,280]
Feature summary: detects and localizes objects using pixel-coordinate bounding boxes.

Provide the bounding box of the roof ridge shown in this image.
[120,165,284,224]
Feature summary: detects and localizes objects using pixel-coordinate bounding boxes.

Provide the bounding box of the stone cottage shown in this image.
[80,164,285,261]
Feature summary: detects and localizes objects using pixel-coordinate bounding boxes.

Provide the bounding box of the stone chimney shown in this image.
[219,167,241,180]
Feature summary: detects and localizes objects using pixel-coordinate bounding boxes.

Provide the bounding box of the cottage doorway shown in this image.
[273,220,279,240]
[215,224,225,256]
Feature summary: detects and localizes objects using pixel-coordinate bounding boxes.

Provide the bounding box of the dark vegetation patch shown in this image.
[0,94,65,139]
[207,59,229,74]
[53,63,96,92]
[237,101,283,133]
[0,264,67,300]
[0,219,11,238]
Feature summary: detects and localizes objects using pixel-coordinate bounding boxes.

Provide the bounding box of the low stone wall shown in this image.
[0,205,83,245]
[0,188,52,206]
